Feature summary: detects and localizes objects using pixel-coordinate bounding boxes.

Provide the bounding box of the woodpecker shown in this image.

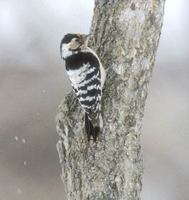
[60,33,106,141]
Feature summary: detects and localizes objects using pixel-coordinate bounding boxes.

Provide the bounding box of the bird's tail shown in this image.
[85,112,102,142]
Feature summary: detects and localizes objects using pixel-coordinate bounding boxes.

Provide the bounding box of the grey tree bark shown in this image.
[56,0,165,199]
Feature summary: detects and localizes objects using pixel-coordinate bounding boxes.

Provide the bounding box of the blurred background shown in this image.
[0,0,188,199]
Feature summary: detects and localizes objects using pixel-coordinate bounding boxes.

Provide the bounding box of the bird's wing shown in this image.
[77,68,101,116]
[66,52,101,117]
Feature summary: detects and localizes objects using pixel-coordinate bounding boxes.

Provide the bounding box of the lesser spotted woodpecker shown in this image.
[60,33,106,141]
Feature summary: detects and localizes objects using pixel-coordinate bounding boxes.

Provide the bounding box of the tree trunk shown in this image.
[56,0,165,199]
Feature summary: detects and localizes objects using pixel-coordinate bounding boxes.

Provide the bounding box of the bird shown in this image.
[60,33,106,141]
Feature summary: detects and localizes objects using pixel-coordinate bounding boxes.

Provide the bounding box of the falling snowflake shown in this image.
[16,188,23,195]
[22,139,26,144]
[14,136,18,141]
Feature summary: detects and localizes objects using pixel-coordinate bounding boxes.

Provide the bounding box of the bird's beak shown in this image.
[77,33,91,45]
[82,33,91,42]
[85,33,91,38]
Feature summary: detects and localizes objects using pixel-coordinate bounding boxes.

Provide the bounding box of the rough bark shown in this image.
[56,0,165,199]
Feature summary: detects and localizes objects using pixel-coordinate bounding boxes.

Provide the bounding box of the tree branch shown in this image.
[56,0,166,199]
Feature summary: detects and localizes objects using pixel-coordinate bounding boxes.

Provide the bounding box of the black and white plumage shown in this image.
[60,33,106,141]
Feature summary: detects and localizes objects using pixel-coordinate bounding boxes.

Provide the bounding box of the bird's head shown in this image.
[60,33,91,59]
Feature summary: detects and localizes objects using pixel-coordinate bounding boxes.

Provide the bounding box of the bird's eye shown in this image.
[75,38,79,42]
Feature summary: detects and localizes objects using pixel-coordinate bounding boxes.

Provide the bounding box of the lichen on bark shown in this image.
[56,0,166,199]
